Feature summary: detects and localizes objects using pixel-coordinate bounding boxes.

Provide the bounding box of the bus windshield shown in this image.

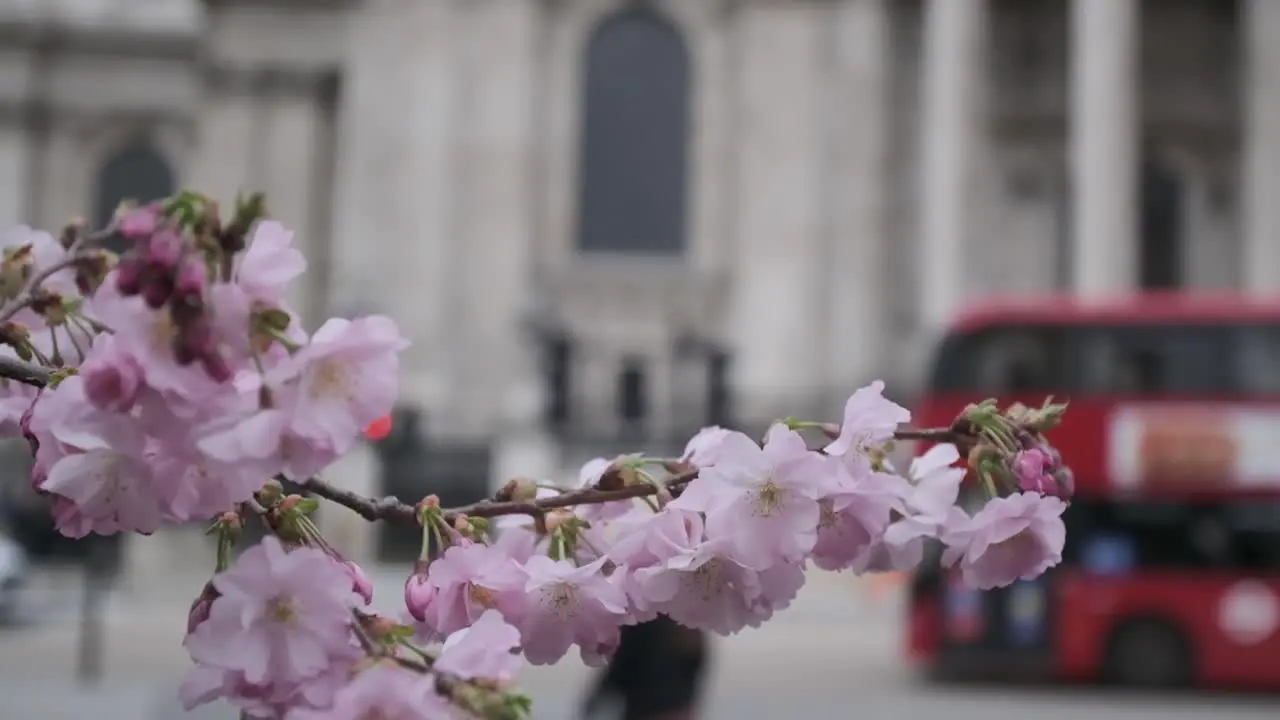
[929,322,1280,396]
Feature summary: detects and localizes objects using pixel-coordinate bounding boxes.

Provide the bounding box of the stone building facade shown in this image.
[0,0,1275,464]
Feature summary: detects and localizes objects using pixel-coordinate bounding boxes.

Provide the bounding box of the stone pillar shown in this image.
[451,0,540,435]
[256,85,328,324]
[1070,0,1138,297]
[729,4,826,423]
[1242,0,1280,294]
[332,0,457,415]
[0,120,30,228]
[823,0,890,398]
[918,0,987,332]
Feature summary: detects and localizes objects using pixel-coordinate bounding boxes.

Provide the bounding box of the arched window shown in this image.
[577,8,691,254]
[94,140,175,252]
[1139,157,1184,290]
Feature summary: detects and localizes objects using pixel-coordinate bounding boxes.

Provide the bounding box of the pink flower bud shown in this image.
[1012,448,1052,494]
[404,562,435,624]
[199,349,232,383]
[145,228,184,269]
[141,275,173,309]
[187,581,220,634]
[174,257,207,298]
[114,257,145,297]
[343,560,374,605]
[120,203,161,239]
[81,337,143,413]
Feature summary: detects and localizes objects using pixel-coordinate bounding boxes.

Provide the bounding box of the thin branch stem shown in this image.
[298,424,975,527]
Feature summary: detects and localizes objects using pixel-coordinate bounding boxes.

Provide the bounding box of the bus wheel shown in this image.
[1103,618,1194,689]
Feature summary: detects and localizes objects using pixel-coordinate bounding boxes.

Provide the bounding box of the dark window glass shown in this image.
[542,336,572,427]
[1140,158,1184,290]
[928,325,1070,395]
[577,9,690,254]
[1063,499,1280,571]
[706,349,732,427]
[617,357,648,424]
[929,322,1280,396]
[93,141,175,253]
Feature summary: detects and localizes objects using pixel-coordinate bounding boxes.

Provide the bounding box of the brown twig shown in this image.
[297,469,702,527]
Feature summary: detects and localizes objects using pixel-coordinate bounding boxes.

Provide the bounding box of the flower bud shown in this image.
[506,477,538,503]
[199,349,233,383]
[120,203,162,240]
[545,509,573,533]
[141,274,173,309]
[81,335,143,413]
[404,561,435,623]
[114,257,145,297]
[145,228,184,269]
[187,581,220,634]
[174,256,207,298]
[1011,448,1053,494]
[342,560,374,605]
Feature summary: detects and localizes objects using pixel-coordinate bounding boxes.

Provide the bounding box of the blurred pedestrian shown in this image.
[582,614,709,720]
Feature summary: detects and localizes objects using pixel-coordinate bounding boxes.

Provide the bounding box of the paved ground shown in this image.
[1,566,1277,719]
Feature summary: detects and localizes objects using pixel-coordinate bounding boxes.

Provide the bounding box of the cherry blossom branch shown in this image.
[0,354,52,387]
[295,423,978,528]
[296,469,702,527]
[0,222,116,326]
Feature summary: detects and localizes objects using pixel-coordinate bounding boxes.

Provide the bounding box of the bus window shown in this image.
[1071,325,1229,395]
[1234,325,1280,395]
[929,326,1069,395]
[1063,499,1280,572]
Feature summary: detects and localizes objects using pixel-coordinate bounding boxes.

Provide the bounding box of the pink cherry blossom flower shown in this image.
[811,461,909,572]
[87,280,224,401]
[79,333,144,413]
[672,424,833,570]
[37,408,166,537]
[941,492,1067,590]
[148,438,275,523]
[746,560,807,625]
[878,444,969,570]
[624,511,769,636]
[235,220,307,304]
[681,425,740,467]
[185,536,358,686]
[518,555,628,666]
[266,315,408,454]
[825,380,910,459]
[421,542,528,637]
[436,609,523,682]
[287,662,452,720]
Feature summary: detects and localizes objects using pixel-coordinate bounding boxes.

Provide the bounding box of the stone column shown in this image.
[728,3,827,423]
[451,0,540,435]
[1070,0,1138,297]
[258,85,326,323]
[331,0,457,416]
[1242,0,1280,294]
[0,119,30,228]
[823,0,890,398]
[918,0,987,332]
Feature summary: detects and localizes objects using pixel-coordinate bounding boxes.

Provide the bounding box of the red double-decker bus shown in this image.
[906,293,1280,690]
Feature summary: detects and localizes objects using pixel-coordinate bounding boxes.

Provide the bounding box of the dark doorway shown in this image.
[1139,158,1184,290]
